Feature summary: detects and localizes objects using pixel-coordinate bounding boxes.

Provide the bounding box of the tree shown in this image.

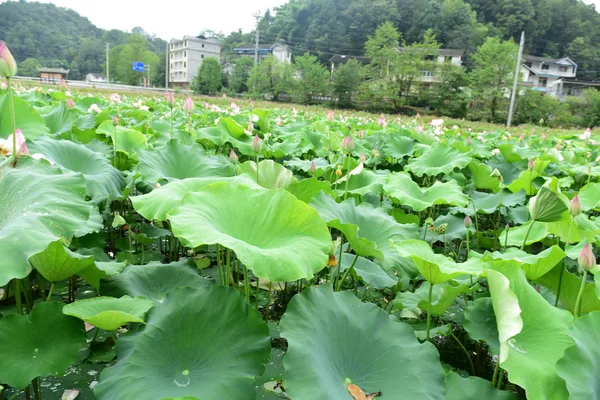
[18,57,42,77]
[470,37,518,121]
[109,35,160,86]
[332,59,363,107]
[291,53,330,104]
[229,57,254,93]
[428,63,469,117]
[247,56,294,100]
[192,57,222,95]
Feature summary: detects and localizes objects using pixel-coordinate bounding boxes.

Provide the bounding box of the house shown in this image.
[85,73,106,83]
[222,62,234,78]
[399,48,465,83]
[520,55,600,99]
[233,43,292,63]
[169,35,221,90]
[329,55,370,74]
[39,68,69,83]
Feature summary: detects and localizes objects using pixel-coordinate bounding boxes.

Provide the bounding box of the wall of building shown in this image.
[169,37,221,86]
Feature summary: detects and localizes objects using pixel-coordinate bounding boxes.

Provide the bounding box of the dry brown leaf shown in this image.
[346,383,382,400]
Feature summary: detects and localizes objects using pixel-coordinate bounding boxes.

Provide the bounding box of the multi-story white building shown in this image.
[233,43,292,63]
[169,35,221,90]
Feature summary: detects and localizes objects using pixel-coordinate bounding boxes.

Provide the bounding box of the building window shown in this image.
[184,62,186,68]
[170,63,173,69]
[184,40,187,47]
[202,44,205,48]
[539,77,548,87]
[184,51,186,57]
[421,71,433,77]
[559,66,568,72]
[541,64,549,70]
[201,54,204,58]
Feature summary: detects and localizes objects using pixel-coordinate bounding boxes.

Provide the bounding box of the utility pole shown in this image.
[147,63,151,88]
[507,31,525,128]
[106,43,110,83]
[253,10,262,66]
[165,41,169,89]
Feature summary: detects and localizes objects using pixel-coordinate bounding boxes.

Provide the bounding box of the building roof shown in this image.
[234,43,288,51]
[397,47,464,57]
[39,68,69,74]
[171,35,219,44]
[329,55,371,65]
[561,78,600,86]
[524,55,577,66]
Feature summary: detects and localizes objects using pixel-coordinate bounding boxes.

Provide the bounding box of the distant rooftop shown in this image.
[234,43,288,51]
[39,67,69,74]
[524,55,577,65]
[397,47,465,57]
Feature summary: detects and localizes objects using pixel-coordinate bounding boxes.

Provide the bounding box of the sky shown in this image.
[3,0,289,40]
[4,0,600,41]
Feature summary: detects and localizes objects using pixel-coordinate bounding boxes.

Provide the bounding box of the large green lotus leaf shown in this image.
[310,192,417,269]
[97,120,147,156]
[218,116,247,139]
[407,144,471,177]
[29,240,95,283]
[454,190,526,215]
[444,372,517,400]
[136,140,234,184]
[486,155,527,186]
[100,262,213,303]
[63,296,155,330]
[286,177,333,203]
[480,246,565,280]
[236,160,295,189]
[339,254,397,289]
[0,159,96,286]
[528,179,569,223]
[382,134,415,159]
[468,162,501,192]
[578,182,600,211]
[333,169,384,197]
[422,214,469,244]
[545,213,599,243]
[393,281,474,317]
[169,183,330,282]
[131,176,260,221]
[31,137,124,203]
[284,157,332,176]
[279,285,445,399]
[506,160,550,195]
[395,240,485,284]
[76,247,128,290]
[487,267,573,400]
[536,265,600,315]
[556,311,600,399]
[500,221,548,247]
[0,93,50,139]
[464,297,500,354]
[0,302,86,389]
[40,102,72,134]
[94,286,270,400]
[384,172,468,212]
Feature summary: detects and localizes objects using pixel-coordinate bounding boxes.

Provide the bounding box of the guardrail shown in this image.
[13,76,193,94]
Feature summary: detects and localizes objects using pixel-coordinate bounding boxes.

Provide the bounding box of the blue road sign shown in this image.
[132,62,145,72]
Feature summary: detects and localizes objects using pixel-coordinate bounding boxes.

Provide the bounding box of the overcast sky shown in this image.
[2,0,289,40]
[3,0,600,41]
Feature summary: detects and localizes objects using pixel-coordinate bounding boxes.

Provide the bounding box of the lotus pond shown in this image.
[0,85,599,400]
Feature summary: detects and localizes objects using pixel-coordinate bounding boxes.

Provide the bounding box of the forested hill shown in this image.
[261,0,600,78]
[0,0,166,81]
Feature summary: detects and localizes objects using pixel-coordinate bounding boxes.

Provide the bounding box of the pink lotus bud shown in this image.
[184,97,195,113]
[570,195,581,217]
[3,129,29,156]
[528,158,534,170]
[357,129,364,139]
[541,133,547,141]
[378,116,386,126]
[0,41,17,78]
[416,113,421,118]
[229,149,239,164]
[580,128,592,140]
[252,134,263,153]
[360,153,366,163]
[248,101,254,110]
[341,136,355,153]
[60,78,68,90]
[416,125,424,133]
[112,116,120,126]
[66,98,75,110]
[248,122,254,132]
[275,116,283,126]
[310,161,316,174]
[165,92,175,107]
[519,133,525,141]
[327,109,334,122]
[578,243,596,271]
[556,143,562,150]
[464,215,472,229]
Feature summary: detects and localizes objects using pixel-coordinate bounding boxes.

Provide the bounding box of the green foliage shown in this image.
[228,57,254,93]
[18,57,42,77]
[290,53,330,104]
[192,57,222,95]
[514,89,571,127]
[332,59,363,107]
[247,55,294,100]
[109,35,160,86]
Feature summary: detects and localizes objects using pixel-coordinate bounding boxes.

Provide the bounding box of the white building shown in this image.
[85,73,107,83]
[233,43,292,63]
[169,35,221,90]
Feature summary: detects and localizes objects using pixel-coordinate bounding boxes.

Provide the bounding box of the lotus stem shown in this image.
[243,266,250,313]
[336,234,345,284]
[503,226,509,253]
[7,78,17,161]
[255,156,260,184]
[225,249,231,287]
[265,281,272,322]
[343,156,351,200]
[13,279,23,315]
[555,217,574,307]
[425,283,434,341]
[450,331,476,376]
[470,200,480,246]
[574,270,588,318]
[335,253,359,291]
[46,283,55,303]
[255,279,259,309]
[496,369,505,390]
[491,357,501,386]
[520,221,535,251]
[32,378,41,400]
[466,229,470,260]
